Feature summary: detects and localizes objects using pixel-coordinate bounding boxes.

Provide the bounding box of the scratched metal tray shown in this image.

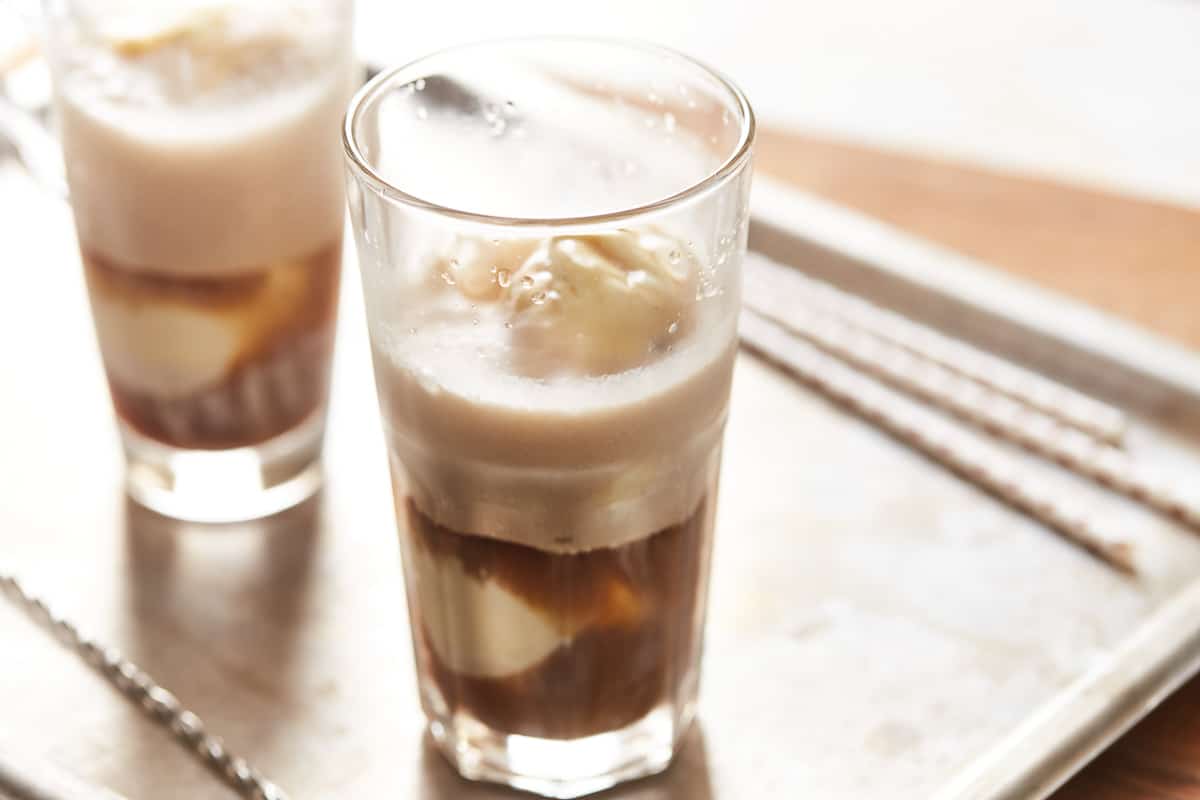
[733,175,1200,799]
[6,101,1200,796]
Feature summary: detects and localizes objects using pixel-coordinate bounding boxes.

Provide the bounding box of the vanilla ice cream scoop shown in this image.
[506,231,695,377]
[87,257,313,398]
[91,296,242,397]
[436,237,540,301]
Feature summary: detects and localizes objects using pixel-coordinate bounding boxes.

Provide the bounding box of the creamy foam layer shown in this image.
[359,64,742,553]
[381,339,730,553]
[374,229,736,553]
[52,2,350,276]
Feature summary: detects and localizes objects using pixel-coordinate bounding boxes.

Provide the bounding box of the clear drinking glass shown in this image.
[42,0,355,522]
[344,38,754,798]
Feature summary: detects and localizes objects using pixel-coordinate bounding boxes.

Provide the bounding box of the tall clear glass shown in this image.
[42,0,355,522]
[344,38,754,798]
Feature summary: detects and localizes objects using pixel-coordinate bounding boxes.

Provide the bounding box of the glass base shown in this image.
[121,415,325,523]
[428,705,688,799]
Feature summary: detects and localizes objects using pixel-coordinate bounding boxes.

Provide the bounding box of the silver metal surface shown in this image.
[0,742,128,800]
[745,262,1128,444]
[3,87,1199,793]
[0,97,65,199]
[749,174,1200,800]
[739,310,1136,574]
[0,573,287,800]
[744,255,1200,533]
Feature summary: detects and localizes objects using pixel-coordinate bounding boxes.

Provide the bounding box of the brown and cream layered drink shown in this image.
[344,38,753,797]
[374,231,735,742]
[46,1,353,519]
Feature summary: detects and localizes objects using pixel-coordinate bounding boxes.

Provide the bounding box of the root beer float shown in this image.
[376,231,734,741]
[343,38,754,796]
[47,1,354,518]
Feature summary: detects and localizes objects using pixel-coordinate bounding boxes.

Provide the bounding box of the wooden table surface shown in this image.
[3,127,1200,799]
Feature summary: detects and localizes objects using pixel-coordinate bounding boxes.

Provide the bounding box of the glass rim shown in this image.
[342,35,756,228]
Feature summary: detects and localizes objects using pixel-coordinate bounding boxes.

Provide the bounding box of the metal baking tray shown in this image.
[723,175,1200,799]
[5,147,1200,798]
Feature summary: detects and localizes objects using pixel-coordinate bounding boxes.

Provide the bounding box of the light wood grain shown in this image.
[756,128,1200,351]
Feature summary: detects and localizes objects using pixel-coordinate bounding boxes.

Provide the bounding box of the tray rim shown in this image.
[748,173,1200,800]
[750,174,1200,408]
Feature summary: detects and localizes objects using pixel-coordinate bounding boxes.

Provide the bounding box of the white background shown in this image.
[357,0,1200,209]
